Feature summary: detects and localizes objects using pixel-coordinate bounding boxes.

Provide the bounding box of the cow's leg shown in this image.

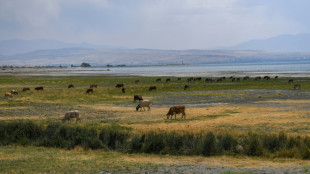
[148,106,150,111]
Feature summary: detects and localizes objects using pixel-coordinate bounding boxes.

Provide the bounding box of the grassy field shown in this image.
[1,145,309,173]
[1,75,310,172]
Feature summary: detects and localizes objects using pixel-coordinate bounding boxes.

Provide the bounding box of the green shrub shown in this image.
[245,133,263,156]
[202,132,216,156]
[217,134,236,153]
[142,132,164,154]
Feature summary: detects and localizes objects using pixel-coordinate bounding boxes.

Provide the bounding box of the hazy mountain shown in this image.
[1,48,310,66]
[0,39,106,55]
[229,33,310,52]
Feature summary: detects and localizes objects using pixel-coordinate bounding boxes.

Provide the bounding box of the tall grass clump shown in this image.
[0,120,42,145]
[1,120,310,159]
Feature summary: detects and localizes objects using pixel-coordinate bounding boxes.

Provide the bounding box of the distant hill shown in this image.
[0,39,108,55]
[229,33,310,52]
[1,48,310,66]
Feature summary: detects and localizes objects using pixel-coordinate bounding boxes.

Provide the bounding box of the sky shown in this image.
[0,0,309,50]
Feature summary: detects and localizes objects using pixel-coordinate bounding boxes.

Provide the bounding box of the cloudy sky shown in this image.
[0,0,309,50]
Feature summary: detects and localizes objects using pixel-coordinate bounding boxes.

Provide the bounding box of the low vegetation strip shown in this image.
[1,120,309,159]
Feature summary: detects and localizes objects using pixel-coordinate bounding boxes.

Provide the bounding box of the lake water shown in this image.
[73,62,310,77]
[7,62,310,77]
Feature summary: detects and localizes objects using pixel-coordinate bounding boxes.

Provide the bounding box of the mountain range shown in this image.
[228,33,310,52]
[1,34,310,66]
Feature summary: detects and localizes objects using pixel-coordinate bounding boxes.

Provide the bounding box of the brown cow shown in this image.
[254,76,261,80]
[115,84,124,88]
[86,88,93,94]
[166,105,186,119]
[134,95,143,102]
[90,84,97,88]
[22,87,30,92]
[187,77,194,82]
[288,79,294,83]
[166,78,171,82]
[205,78,213,82]
[156,78,161,82]
[35,86,43,91]
[149,86,156,91]
[194,77,201,81]
[294,84,301,90]
[4,92,13,98]
[135,80,140,84]
[68,84,74,88]
[243,76,250,80]
[177,77,182,80]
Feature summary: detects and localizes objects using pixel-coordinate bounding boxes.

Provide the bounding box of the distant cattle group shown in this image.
[4,75,306,123]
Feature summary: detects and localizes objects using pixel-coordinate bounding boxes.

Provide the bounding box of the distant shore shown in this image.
[0,66,309,78]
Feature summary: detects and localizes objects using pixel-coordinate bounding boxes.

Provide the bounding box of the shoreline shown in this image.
[0,67,309,77]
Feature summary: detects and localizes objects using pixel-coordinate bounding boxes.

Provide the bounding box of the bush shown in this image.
[142,132,164,154]
[202,132,216,156]
[1,121,310,159]
[217,134,236,153]
[0,121,42,145]
[245,133,263,156]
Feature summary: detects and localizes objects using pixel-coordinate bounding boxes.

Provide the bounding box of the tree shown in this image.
[80,62,91,67]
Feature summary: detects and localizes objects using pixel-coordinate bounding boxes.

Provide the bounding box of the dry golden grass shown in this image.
[1,99,310,135]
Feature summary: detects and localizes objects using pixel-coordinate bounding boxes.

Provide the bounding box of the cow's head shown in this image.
[136,104,141,111]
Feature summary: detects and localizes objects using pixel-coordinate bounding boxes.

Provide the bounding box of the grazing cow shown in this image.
[4,92,13,98]
[22,87,30,92]
[122,87,125,93]
[254,77,261,80]
[86,88,93,94]
[205,78,213,82]
[115,83,124,88]
[231,78,236,82]
[177,78,182,80]
[35,86,43,91]
[194,77,202,81]
[166,105,186,119]
[294,84,301,90]
[216,78,222,82]
[263,76,270,80]
[275,76,279,79]
[187,77,194,82]
[90,84,97,88]
[149,86,156,91]
[11,90,18,95]
[243,76,250,80]
[68,84,74,88]
[166,78,171,82]
[135,80,140,84]
[288,79,294,83]
[136,100,151,111]
[156,78,161,82]
[134,95,143,102]
[62,110,80,123]
[184,85,190,90]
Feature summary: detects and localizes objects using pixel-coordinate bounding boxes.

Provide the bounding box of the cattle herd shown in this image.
[3,75,303,123]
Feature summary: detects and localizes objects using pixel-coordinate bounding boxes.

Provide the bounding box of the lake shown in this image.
[4,61,310,77]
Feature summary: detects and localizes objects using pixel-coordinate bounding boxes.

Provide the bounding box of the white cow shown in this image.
[136,100,151,111]
[62,110,80,123]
